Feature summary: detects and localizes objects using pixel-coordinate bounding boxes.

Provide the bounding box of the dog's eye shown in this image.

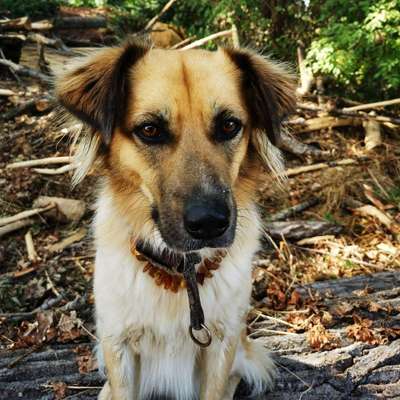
[215,117,242,142]
[134,123,169,144]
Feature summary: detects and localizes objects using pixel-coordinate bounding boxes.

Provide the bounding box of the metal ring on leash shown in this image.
[189,323,212,347]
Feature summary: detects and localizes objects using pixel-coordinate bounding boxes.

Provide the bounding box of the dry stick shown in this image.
[286,158,357,177]
[145,0,177,30]
[6,156,71,169]
[33,164,76,175]
[0,49,21,84]
[0,219,35,238]
[0,58,50,84]
[279,131,331,158]
[268,197,320,221]
[170,36,196,49]
[0,89,15,96]
[180,29,233,50]
[343,98,400,112]
[24,230,39,262]
[0,204,55,226]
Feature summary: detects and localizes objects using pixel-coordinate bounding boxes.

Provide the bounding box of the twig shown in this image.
[24,230,39,262]
[145,0,177,30]
[180,29,233,50]
[169,36,196,49]
[0,204,55,226]
[343,98,400,112]
[0,48,21,84]
[268,197,319,221]
[0,57,50,84]
[286,158,357,177]
[0,88,15,96]
[33,164,76,175]
[6,156,71,169]
[279,132,331,158]
[0,219,35,238]
[45,270,61,297]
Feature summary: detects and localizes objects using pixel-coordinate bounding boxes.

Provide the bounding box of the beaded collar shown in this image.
[130,240,227,293]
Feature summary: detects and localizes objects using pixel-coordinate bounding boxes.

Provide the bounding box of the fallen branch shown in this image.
[265,220,343,241]
[0,219,35,238]
[287,115,362,133]
[0,58,50,84]
[0,17,30,31]
[33,164,76,175]
[0,88,15,96]
[180,29,233,50]
[7,156,71,169]
[0,205,55,227]
[268,197,320,222]
[145,0,177,30]
[285,158,357,177]
[343,98,400,112]
[279,132,331,158]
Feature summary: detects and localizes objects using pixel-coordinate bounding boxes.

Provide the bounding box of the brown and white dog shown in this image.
[56,40,295,400]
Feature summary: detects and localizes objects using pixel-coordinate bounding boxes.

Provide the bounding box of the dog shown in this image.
[56,40,295,400]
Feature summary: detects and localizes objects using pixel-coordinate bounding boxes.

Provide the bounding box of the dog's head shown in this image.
[56,41,295,252]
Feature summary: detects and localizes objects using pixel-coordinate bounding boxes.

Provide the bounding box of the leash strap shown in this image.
[183,253,212,347]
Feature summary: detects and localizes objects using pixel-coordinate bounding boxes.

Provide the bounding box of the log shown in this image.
[1,271,400,399]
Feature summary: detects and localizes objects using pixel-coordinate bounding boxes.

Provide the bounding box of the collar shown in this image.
[130,239,227,293]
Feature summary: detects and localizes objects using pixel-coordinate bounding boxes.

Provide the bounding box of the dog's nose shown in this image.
[184,198,230,239]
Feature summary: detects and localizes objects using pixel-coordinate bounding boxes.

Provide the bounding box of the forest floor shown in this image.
[1,67,400,399]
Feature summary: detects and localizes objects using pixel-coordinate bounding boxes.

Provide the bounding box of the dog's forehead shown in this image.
[128,48,245,120]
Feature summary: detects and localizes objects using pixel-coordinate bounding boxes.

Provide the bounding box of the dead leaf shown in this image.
[346,315,381,344]
[50,382,67,400]
[307,321,339,350]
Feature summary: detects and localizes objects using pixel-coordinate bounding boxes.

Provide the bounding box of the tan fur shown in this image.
[56,41,295,399]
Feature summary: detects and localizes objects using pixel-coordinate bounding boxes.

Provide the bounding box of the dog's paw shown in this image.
[98,382,112,400]
[233,337,276,396]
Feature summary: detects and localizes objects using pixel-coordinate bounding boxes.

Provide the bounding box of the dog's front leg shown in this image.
[199,336,238,400]
[99,338,136,400]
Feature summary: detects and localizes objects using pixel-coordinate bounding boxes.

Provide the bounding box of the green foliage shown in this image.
[2,0,399,101]
[306,0,400,100]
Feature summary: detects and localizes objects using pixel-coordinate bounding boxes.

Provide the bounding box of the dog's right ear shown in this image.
[56,41,148,145]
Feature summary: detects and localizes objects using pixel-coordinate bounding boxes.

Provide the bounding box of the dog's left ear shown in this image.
[56,41,148,145]
[225,48,296,146]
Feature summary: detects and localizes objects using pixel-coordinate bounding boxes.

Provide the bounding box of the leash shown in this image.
[183,253,212,347]
[134,241,212,347]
